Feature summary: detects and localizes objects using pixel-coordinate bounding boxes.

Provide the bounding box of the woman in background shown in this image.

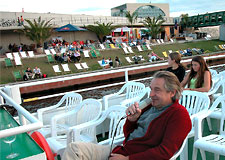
[181,55,212,92]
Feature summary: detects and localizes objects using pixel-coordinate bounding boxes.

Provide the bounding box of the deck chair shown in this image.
[47,55,55,63]
[170,39,174,43]
[137,45,143,52]
[12,71,22,81]
[81,62,89,69]
[127,47,134,53]
[61,64,71,73]
[52,65,62,74]
[125,57,133,64]
[94,50,101,57]
[146,44,152,50]
[60,48,66,54]
[13,52,20,59]
[45,49,52,55]
[6,53,13,60]
[27,51,35,58]
[142,45,148,51]
[214,45,221,51]
[109,44,116,49]
[50,48,57,55]
[37,92,83,138]
[162,51,168,58]
[157,39,161,44]
[83,50,90,58]
[218,45,225,50]
[90,45,96,50]
[99,44,106,50]
[160,39,165,43]
[103,81,146,110]
[168,50,173,53]
[138,55,145,61]
[46,99,102,157]
[20,51,27,58]
[105,43,110,49]
[122,47,129,54]
[75,63,83,70]
[14,57,22,66]
[90,50,97,58]
[117,43,123,48]
[193,95,225,160]
[4,58,13,68]
[122,43,128,48]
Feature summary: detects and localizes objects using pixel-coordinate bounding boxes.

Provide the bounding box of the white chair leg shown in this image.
[192,147,198,160]
[199,149,206,160]
[180,141,188,160]
[206,117,212,131]
[214,154,219,160]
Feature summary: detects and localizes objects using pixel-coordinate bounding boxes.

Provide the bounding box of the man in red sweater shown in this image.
[63,71,192,160]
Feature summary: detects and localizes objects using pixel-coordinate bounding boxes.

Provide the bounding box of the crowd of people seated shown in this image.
[23,66,43,81]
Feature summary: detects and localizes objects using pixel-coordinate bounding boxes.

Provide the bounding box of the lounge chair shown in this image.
[162,51,168,58]
[81,62,89,69]
[12,71,23,81]
[74,63,83,70]
[60,48,66,54]
[99,44,105,50]
[109,44,116,49]
[27,51,35,58]
[105,43,110,49]
[44,50,52,55]
[127,47,134,53]
[14,57,22,66]
[52,65,62,74]
[83,50,90,58]
[123,47,129,54]
[50,49,57,55]
[170,39,174,43]
[122,43,128,48]
[142,45,148,51]
[61,64,71,73]
[20,51,27,58]
[146,44,152,50]
[47,55,55,63]
[94,50,101,57]
[4,58,13,68]
[160,39,165,43]
[125,57,133,64]
[13,52,20,59]
[137,45,143,52]
[90,50,97,58]
[6,53,13,60]
[156,39,161,44]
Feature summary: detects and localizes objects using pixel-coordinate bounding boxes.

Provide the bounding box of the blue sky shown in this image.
[1,0,225,17]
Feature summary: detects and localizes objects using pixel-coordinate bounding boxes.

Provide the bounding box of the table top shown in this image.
[0,108,46,160]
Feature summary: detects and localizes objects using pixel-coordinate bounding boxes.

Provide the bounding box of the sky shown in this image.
[1,0,225,17]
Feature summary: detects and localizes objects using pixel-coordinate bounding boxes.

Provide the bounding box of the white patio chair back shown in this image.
[61,64,71,72]
[123,47,129,54]
[45,49,52,55]
[20,51,27,58]
[81,62,89,69]
[75,63,83,70]
[100,44,106,50]
[27,51,35,57]
[6,53,13,60]
[50,48,57,55]
[13,52,20,58]
[52,65,61,73]
[125,57,133,64]
[193,95,225,160]
[14,57,22,66]
[137,45,143,52]
[83,50,90,58]
[127,47,134,53]
[103,81,146,110]
[146,44,152,50]
[37,92,82,137]
[46,99,102,156]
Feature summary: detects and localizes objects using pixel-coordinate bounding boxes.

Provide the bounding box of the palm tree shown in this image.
[180,14,189,34]
[17,16,53,48]
[86,22,116,43]
[142,15,165,41]
[125,11,138,39]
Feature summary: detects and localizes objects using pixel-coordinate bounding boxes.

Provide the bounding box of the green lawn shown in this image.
[0,39,224,84]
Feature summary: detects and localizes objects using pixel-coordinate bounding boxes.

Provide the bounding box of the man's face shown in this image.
[150,78,175,109]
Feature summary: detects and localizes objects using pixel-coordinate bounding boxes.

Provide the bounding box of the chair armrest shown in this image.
[103,93,118,110]
[193,115,205,140]
[37,104,59,122]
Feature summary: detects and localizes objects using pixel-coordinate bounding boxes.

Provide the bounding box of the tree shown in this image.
[142,15,165,40]
[180,13,189,33]
[86,22,116,43]
[125,11,138,26]
[17,16,53,48]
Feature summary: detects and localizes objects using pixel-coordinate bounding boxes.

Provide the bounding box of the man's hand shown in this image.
[109,153,129,160]
[126,102,142,122]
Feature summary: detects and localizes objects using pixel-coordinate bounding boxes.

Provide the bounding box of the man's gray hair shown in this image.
[153,71,182,102]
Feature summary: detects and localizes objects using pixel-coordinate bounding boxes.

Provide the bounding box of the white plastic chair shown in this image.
[27,51,35,58]
[46,99,102,157]
[127,47,134,53]
[122,47,129,54]
[20,51,27,58]
[6,53,13,60]
[193,95,225,160]
[137,45,143,52]
[103,81,146,110]
[61,64,71,73]
[178,90,210,159]
[83,50,90,58]
[81,62,89,69]
[125,57,133,64]
[37,92,82,137]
